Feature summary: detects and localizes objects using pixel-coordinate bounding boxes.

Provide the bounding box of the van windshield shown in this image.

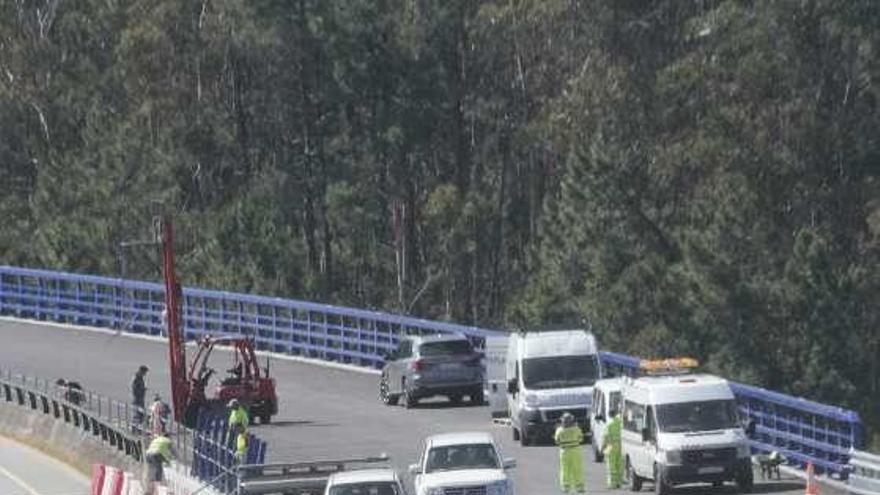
[655,399,738,433]
[522,355,599,389]
[608,391,622,416]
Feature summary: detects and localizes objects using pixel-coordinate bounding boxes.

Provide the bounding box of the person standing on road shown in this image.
[149,393,171,435]
[131,365,149,431]
[554,412,586,494]
[602,411,624,489]
[145,431,177,491]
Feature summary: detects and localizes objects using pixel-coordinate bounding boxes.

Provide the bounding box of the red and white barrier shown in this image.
[90,462,218,495]
[91,464,144,495]
[91,464,106,495]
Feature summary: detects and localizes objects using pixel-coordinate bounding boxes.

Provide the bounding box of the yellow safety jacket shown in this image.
[229,406,249,430]
[555,425,584,448]
[146,436,174,464]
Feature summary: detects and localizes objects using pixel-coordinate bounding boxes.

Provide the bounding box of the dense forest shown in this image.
[1,1,878,444]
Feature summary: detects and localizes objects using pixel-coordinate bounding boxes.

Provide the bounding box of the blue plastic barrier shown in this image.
[0,265,866,479]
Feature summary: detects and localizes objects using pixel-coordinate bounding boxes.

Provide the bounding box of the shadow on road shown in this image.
[652,479,803,494]
[258,420,340,428]
[410,399,487,410]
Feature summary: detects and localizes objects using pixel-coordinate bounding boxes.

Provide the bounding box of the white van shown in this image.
[621,372,755,494]
[505,327,602,446]
[589,377,623,462]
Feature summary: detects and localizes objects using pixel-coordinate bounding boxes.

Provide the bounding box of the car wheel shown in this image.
[470,389,484,405]
[627,459,642,492]
[449,394,463,405]
[379,374,399,406]
[259,414,271,425]
[512,427,520,441]
[403,380,417,409]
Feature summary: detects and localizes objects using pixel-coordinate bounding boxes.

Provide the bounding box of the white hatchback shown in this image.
[409,432,515,495]
[324,468,407,495]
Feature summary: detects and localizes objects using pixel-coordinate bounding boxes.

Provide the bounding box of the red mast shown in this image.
[160,216,188,422]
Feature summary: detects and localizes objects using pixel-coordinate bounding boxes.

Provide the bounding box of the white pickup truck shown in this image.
[409,432,516,495]
[324,468,407,495]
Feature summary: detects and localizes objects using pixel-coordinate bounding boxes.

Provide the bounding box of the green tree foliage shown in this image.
[1,0,877,442]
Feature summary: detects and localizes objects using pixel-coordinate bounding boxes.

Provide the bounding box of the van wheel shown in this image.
[593,444,604,463]
[627,459,642,492]
[654,465,669,495]
[736,464,754,493]
[512,427,520,441]
[519,427,531,446]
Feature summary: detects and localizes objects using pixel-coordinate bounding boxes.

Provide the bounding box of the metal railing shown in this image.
[0,367,265,494]
[847,449,880,495]
[0,369,145,463]
[0,265,869,480]
[0,266,499,368]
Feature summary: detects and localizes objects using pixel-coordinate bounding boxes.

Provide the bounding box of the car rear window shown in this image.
[419,340,473,356]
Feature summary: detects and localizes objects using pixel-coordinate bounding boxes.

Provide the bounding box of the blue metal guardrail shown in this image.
[0,265,866,479]
[598,350,865,479]
[0,266,499,369]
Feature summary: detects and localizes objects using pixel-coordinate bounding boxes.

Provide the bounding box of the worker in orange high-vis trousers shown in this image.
[554,412,586,493]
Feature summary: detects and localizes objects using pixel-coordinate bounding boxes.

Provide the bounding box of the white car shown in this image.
[409,432,516,495]
[324,468,407,495]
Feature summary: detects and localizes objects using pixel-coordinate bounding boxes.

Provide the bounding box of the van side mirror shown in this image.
[507,379,518,394]
[641,427,651,443]
[745,420,756,436]
[502,457,516,469]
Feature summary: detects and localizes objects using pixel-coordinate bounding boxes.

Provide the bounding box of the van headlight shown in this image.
[487,480,511,495]
[737,443,751,458]
[524,393,541,408]
[665,450,682,465]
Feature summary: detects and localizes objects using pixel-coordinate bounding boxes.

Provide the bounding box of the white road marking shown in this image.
[0,465,43,495]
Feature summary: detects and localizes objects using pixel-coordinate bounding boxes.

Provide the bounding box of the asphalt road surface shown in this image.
[0,318,820,495]
[0,435,89,495]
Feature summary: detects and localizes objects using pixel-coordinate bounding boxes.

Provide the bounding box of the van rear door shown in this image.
[484,335,509,418]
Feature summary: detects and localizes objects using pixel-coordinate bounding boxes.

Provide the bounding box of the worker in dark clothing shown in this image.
[55,378,84,406]
[131,365,149,432]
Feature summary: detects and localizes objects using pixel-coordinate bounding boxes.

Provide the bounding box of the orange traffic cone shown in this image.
[804,461,819,495]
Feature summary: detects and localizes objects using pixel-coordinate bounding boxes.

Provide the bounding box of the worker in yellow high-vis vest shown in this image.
[602,412,624,489]
[145,432,177,485]
[234,431,248,463]
[554,412,586,493]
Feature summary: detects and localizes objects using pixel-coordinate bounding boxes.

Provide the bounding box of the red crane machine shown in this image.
[158,216,278,427]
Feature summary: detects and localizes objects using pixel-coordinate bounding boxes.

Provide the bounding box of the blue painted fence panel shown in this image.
[0,265,866,479]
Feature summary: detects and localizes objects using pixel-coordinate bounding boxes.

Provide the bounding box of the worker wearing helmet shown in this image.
[227,399,249,437]
[602,411,624,489]
[554,412,586,493]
